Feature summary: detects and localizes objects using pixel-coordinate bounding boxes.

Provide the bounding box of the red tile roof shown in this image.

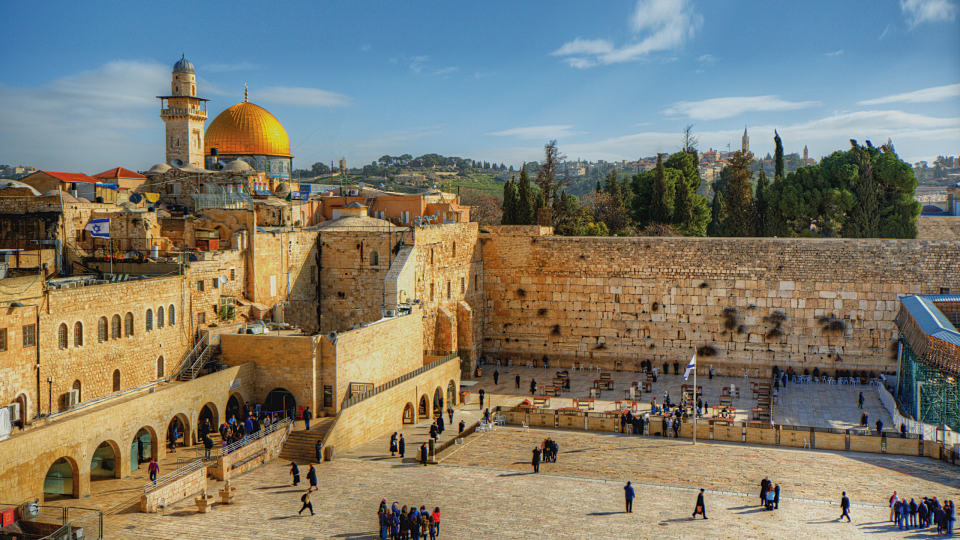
[93,167,147,180]
[40,171,98,184]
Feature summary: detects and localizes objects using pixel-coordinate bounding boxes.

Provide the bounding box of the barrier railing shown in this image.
[878,384,960,446]
[218,418,291,458]
[143,459,204,494]
[342,352,458,409]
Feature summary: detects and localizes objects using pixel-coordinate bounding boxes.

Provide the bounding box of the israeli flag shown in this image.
[683,354,697,381]
[85,218,110,238]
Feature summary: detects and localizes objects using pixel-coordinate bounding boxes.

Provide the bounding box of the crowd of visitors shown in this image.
[378,500,442,539]
[888,491,955,534]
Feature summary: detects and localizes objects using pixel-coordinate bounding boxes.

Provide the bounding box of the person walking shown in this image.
[306,464,318,492]
[437,414,444,434]
[624,481,635,513]
[876,419,883,433]
[298,490,314,515]
[390,433,398,456]
[692,489,707,519]
[303,407,312,431]
[889,491,899,522]
[839,492,851,522]
[148,459,159,485]
[532,446,541,473]
[420,443,428,466]
[458,419,465,433]
[203,433,214,459]
[447,406,454,425]
[530,379,537,396]
[858,391,864,409]
[494,369,500,385]
[516,374,521,389]
[479,388,485,409]
[431,507,441,537]
[290,462,300,486]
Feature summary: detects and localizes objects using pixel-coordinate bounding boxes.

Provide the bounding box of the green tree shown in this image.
[707,192,724,237]
[672,172,693,230]
[765,165,855,236]
[838,141,880,238]
[596,180,602,193]
[651,154,672,223]
[720,151,756,237]
[754,167,769,236]
[774,130,784,180]
[517,166,534,225]
[501,178,518,225]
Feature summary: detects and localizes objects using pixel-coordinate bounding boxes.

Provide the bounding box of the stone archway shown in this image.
[265,388,297,419]
[43,456,80,501]
[131,426,158,472]
[433,387,443,415]
[447,380,457,406]
[167,414,190,452]
[90,440,122,480]
[226,392,244,422]
[403,403,415,424]
[418,394,430,421]
[198,402,219,436]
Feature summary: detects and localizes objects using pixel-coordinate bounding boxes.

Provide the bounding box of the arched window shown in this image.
[145,309,153,332]
[112,315,121,339]
[430,249,434,265]
[58,324,68,350]
[72,379,81,402]
[157,356,164,378]
[157,306,165,329]
[370,251,379,266]
[74,322,83,347]
[169,304,175,326]
[124,313,133,337]
[112,370,120,392]
[452,241,456,258]
[98,317,108,343]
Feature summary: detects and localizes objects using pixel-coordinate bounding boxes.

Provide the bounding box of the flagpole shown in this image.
[109,224,113,276]
[692,362,697,446]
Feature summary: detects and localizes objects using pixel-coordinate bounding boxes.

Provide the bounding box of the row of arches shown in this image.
[57,306,176,350]
[403,381,457,425]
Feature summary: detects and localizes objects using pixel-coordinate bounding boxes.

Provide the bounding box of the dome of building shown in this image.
[41,190,79,202]
[173,55,194,74]
[205,101,292,158]
[146,163,172,174]
[319,215,398,232]
[222,160,253,173]
[274,182,291,198]
[0,180,41,196]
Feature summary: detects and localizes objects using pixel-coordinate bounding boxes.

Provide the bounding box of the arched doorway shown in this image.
[433,388,443,415]
[131,427,156,471]
[403,403,415,424]
[265,388,296,419]
[447,381,457,406]
[198,403,219,436]
[90,441,120,480]
[167,415,189,452]
[226,393,243,422]
[15,394,28,430]
[43,457,78,500]
[418,395,429,420]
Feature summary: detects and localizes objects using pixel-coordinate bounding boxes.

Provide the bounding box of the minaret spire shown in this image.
[244,84,249,102]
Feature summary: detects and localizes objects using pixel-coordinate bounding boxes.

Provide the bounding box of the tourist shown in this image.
[692,488,707,519]
[919,497,930,527]
[858,391,864,409]
[909,498,918,527]
[429,422,438,441]
[484,408,491,423]
[889,491,900,522]
[203,433,213,459]
[316,440,323,463]
[420,443,428,466]
[661,416,667,437]
[839,491,851,522]
[244,415,254,436]
[399,508,409,539]
[298,490,314,515]
[860,412,867,427]
[532,446,541,473]
[303,407,312,431]
[148,459,159,485]
[447,406,454,425]
[306,464,318,492]
[431,507,441,537]
[760,477,770,506]
[876,419,884,433]
[765,486,775,510]
[494,369,499,385]
[437,414,444,434]
[389,509,400,540]
[673,417,681,438]
[936,502,946,534]
[419,509,430,539]
[945,500,954,534]
[479,388,485,409]
[624,481,635,513]
[516,374,521,389]
[399,434,405,458]
[458,420,465,433]
[290,462,300,486]
[774,483,780,510]
[379,508,390,540]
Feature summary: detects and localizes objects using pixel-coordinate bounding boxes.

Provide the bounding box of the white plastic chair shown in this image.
[521,422,529,432]
[803,438,811,449]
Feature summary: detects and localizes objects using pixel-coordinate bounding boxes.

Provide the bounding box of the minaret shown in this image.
[803,145,809,161]
[741,126,749,154]
[158,55,208,168]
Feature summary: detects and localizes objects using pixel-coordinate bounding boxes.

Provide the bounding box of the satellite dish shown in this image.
[327,331,338,343]
[219,275,228,284]
[129,193,143,204]
[169,159,184,167]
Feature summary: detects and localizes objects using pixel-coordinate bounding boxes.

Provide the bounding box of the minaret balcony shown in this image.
[161,108,208,118]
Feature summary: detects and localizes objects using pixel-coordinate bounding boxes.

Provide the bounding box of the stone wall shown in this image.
[323,357,460,457]
[220,333,319,413]
[917,216,960,240]
[0,279,44,421]
[0,363,255,505]
[481,230,960,376]
[211,421,290,481]
[140,464,206,513]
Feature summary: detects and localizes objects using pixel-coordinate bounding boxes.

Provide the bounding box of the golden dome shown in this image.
[205,101,292,158]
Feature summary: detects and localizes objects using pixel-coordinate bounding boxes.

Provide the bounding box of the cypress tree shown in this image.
[774,130,784,180]
[517,166,533,225]
[755,167,769,236]
[651,154,671,223]
[707,192,724,237]
[596,180,602,193]
[721,151,756,237]
[673,172,693,231]
[502,177,518,225]
[843,141,880,238]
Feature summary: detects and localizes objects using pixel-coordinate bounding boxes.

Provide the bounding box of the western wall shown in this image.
[480,226,960,376]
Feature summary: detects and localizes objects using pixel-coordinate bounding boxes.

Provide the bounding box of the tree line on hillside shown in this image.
[483,130,921,239]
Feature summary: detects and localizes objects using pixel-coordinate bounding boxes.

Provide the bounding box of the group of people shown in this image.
[378,500,442,540]
[888,491,955,534]
[759,477,780,511]
[620,411,649,435]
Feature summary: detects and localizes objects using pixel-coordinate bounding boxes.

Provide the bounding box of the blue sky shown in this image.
[1,0,958,173]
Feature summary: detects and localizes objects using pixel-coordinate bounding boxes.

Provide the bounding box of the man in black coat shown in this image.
[494,370,499,385]
[692,489,707,519]
[876,419,883,433]
[773,483,780,510]
[918,498,929,528]
[398,434,405,458]
[479,389,485,409]
[516,374,521,389]
[532,447,541,473]
[760,478,770,506]
[437,414,445,434]
[420,443,428,466]
[839,492,851,522]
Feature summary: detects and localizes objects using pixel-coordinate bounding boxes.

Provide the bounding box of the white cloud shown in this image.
[900,0,958,27]
[360,44,371,52]
[552,0,702,68]
[824,50,844,57]
[408,56,429,74]
[433,67,459,76]
[879,25,894,40]
[203,61,258,72]
[257,86,351,107]
[664,96,821,120]
[697,54,716,63]
[858,83,960,105]
[485,125,584,140]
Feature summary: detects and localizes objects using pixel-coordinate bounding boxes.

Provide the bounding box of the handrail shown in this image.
[218,418,291,458]
[167,334,208,382]
[342,352,458,409]
[143,459,203,494]
[175,334,220,382]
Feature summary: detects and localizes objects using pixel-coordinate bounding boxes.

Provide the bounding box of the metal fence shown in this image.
[0,503,102,540]
[342,353,458,409]
[218,418,292,459]
[878,383,960,446]
[143,458,204,494]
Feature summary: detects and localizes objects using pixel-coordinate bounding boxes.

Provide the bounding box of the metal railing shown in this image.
[143,458,204,494]
[218,418,292,458]
[177,336,220,381]
[168,334,220,382]
[0,503,103,539]
[342,352,458,409]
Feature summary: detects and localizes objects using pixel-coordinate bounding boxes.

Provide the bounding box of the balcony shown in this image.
[161,108,208,118]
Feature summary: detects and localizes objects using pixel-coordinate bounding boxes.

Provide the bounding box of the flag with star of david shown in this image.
[84,218,110,238]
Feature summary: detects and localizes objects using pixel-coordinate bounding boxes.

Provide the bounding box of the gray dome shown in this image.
[147,163,172,174]
[173,55,194,74]
[0,180,41,195]
[222,160,253,172]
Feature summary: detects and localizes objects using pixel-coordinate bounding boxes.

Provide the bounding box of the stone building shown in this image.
[157,55,208,168]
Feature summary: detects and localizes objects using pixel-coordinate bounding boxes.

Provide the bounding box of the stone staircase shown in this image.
[279,417,336,462]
